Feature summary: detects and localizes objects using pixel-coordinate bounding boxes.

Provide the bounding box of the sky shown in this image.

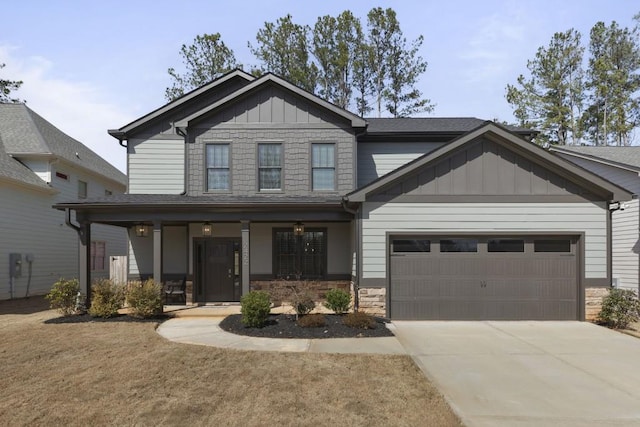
[1,1,638,172]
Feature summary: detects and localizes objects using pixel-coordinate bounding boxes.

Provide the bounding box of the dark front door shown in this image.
[194,238,241,302]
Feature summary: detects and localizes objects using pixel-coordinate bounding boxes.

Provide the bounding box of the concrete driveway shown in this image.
[390,321,640,427]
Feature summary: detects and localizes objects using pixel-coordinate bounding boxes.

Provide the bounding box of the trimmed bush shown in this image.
[598,288,640,329]
[46,278,81,316]
[241,291,271,328]
[88,279,125,318]
[324,288,351,314]
[343,311,377,329]
[297,313,326,328]
[126,279,163,318]
[292,290,315,317]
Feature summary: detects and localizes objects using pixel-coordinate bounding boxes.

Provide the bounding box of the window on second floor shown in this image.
[206,143,230,191]
[312,143,335,191]
[258,143,282,191]
[78,180,87,199]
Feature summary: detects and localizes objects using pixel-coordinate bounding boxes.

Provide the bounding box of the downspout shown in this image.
[64,208,90,306]
[176,126,188,195]
[341,198,360,311]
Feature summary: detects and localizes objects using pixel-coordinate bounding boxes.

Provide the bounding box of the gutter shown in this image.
[341,198,360,311]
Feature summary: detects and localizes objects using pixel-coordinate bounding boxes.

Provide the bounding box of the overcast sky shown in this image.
[1,1,638,172]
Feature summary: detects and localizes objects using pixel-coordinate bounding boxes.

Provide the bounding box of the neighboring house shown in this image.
[550,146,640,299]
[0,104,127,300]
[55,70,632,321]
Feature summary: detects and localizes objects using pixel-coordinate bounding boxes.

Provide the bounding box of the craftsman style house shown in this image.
[56,70,632,321]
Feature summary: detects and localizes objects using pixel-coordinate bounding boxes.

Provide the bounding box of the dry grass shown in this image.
[0,297,460,427]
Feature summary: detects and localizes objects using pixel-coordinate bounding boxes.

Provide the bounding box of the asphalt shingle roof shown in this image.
[554,146,640,170]
[0,134,52,189]
[364,117,533,134]
[0,103,126,186]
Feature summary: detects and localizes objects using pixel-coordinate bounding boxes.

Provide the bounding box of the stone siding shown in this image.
[585,287,610,321]
[358,287,386,317]
[250,280,350,302]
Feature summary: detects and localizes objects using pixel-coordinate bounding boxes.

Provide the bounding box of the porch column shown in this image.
[79,221,91,306]
[153,221,162,284]
[241,221,250,296]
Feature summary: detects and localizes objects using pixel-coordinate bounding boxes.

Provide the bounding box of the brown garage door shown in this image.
[389,236,579,320]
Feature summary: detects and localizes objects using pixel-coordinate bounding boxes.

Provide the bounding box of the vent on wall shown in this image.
[55,171,69,180]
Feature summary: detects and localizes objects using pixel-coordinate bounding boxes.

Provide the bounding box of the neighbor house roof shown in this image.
[0,103,126,186]
[549,146,640,173]
[0,135,53,190]
[346,122,632,202]
[175,72,367,129]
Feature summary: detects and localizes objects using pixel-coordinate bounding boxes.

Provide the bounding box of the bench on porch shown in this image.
[163,275,187,305]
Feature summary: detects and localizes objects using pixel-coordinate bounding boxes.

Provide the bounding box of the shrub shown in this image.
[297,313,326,328]
[292,290,316,317]
[241,291,271,328]
[126,279,163,318]
[324,288,351,314]
[343,311,377,329]
[45,278,81,316]
[598,288,640,329]
[88,279,125,318]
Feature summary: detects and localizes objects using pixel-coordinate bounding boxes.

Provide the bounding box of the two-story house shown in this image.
[56,70,631,321]
[1,103,127,300]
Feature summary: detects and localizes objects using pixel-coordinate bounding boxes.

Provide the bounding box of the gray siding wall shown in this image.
[357,142,445,187]
[361,202,608,282]
[612,199,639,292]
[1,162,127,299]
[555,154,639,292]
[128,138,184,194]
[188,127,354,196]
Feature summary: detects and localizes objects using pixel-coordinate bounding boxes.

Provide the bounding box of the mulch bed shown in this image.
[44,313,170,324]
[219,313,394,339]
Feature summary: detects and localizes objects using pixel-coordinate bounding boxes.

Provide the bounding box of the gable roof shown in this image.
[0,103,126,186]
[175,72,367,129]
[549,146,640,173]
[346,121,632,202]
[109,69,255,139]
[0,136,53,190]
[364,117,534,136]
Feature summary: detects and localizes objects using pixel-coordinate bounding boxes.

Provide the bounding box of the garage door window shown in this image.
[534,239,571,252]
[392,239,431,253]
[488,239,524,252]
[440,239,478,252]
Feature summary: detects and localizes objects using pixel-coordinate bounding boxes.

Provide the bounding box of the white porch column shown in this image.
[153,221,162,284]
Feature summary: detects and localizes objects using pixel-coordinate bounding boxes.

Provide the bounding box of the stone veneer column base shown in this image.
[585,287,610,321]
[358,287,386,317]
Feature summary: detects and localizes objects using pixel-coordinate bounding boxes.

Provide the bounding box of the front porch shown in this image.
[54,194,356,305]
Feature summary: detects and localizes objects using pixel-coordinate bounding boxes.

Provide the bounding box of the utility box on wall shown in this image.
[9,253,22,278]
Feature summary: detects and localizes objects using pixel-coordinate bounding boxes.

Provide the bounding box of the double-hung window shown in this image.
[78,180,87,199]
[91,241,106,271]
[274,228,326,279]
[312,143,335,191]
[206,143,230,191]
[258,143,282,190]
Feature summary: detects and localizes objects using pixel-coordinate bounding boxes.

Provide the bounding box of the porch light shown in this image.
[293,222,305,236]
[202,222,213,237]
[135,224,149,238]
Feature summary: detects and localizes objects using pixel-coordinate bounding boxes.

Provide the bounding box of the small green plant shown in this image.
[45,278,80,316]
[297,313,326,328]
[241,290,271,328]
[324,288,351,314]
[126,279,163,318]
[598,288,640,329]
[88,279,125,318]
[343,311,377,329]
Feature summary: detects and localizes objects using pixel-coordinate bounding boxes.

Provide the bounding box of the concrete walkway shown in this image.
[392,321,640,427]
[157,317,406,354]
